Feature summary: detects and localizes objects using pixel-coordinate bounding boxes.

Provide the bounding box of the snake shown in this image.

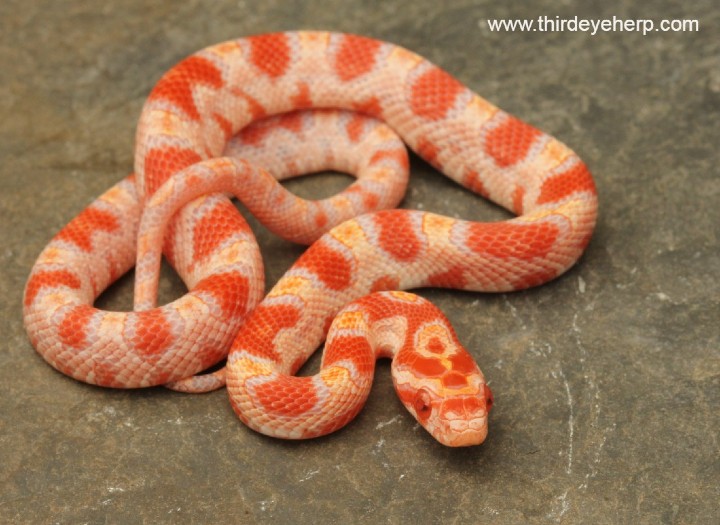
[23,31,597,447]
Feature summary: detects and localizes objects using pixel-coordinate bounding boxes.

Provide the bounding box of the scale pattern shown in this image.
[24,32,597,446]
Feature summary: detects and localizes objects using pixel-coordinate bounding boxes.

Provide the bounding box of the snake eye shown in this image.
[485,384,494,411]
[413,388,433,421]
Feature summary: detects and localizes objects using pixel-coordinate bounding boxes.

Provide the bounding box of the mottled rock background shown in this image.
[1,1,717,523]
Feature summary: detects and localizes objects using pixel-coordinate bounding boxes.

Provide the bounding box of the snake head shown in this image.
[391,320,493,447]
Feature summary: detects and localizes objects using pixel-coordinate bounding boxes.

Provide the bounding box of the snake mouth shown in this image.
[438,415,488,447]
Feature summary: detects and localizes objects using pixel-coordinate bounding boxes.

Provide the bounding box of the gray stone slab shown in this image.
[1,1,717,523]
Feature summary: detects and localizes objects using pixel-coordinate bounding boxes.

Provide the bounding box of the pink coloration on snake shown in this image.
[23,31,597,447]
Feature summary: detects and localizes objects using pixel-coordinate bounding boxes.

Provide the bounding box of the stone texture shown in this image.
[1,0,717,523]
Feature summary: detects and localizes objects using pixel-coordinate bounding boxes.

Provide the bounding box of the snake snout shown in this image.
[436,394,491,447]
[444,420,489,447]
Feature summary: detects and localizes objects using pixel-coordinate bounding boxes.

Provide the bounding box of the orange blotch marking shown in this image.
[407,355,447,377]
[450,351,478,375]
[427,337,445,354]
[213,113,234,140]
[278,111,305,133]
[346,113,367,142]
[247,33,291,78]
[370,275,399,293]
[55,207,119,252]
[235,303,301,362]
[427,265,467,288]
[314,210,329,230]
[352,96,383,118]
[184,173,204,191]
[58,305,94,349]
[466,221,559,260]
[194,271,250,318]
[254,376,318,416]
[133,309,174,355]
[537,162,596,204]
[323,335,373,373]
[239,111,305,147]
[91,362,124,388]
[415,138,440,167]
[291,82,312,109]
[512,184,525,214]
[237,121,272,146]
[409,66,465,120]
[316,406,361,437]
[234,90,268,120]
[346,184,380,210]
[484,115,541,168]
[25,269,82,307]
[143,146,203,195]
[369,149,409,170]
[334,34,382,81]
[296,242,352,291]
[192,200,248,263]
[375,211,422,262]
[442,371,469,389]
[149,55,223,121]
[465,169,489,198]
[362,192,379,209]
[151,369,173,386]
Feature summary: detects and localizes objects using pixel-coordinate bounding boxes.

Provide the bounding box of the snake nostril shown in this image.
[485,385,494,411]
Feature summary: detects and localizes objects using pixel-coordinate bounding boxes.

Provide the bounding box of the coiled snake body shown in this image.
[24,32,597,446]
